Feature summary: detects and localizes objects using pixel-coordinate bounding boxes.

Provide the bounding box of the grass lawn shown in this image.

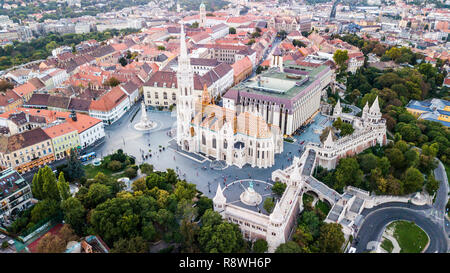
[315,200,331,215]
[388,221,429,253]
[83,164,115,179]
[380,238,394,253]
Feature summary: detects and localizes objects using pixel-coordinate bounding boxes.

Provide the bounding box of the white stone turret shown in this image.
[367,96,382,123]
[324,129,334,148]
[269,201,283,224]
[213,184,226,212]
[333,99,342,117]
[362,101,369,121]
[267,200,285,252]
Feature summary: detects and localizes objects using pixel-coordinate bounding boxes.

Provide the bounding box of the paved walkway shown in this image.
[381,227,401,253]
[91,105,329,199]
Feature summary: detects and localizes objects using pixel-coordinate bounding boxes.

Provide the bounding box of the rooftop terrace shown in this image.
[231,65,329,100]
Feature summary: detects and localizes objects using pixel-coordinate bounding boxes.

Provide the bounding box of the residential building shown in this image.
[89,86,130,125]
[0,127,55,173]
[0,168,32,220]
[44,122,80,160]
[0,90,23,114]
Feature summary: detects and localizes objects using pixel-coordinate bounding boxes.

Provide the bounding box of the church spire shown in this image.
[179,21,188,61]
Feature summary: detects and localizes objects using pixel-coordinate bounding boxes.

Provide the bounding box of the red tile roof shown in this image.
[89,87,127,112]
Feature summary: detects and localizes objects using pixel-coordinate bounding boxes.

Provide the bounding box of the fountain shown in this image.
[240,181,263,206]
[134,102,157,131]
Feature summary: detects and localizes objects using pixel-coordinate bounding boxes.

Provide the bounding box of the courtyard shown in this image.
[89,103,331,199]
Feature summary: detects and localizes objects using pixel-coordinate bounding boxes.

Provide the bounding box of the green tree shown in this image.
[292,39,306,47]
[180,219,199,252]
[139,163,154,175]
[90,197,145,245]
[334,158,364,191]
[42,167,60,202]
[378,156,391,176]
[293,225,314,252]
[31,168,45,200]
[124,167,137,179]
[119,56,127,66]
[198,221,245,253]
[425,174,439,196]
[403,167,424,194]
[57,172,71,200]
[131,177,147,193]
[30,199,60,224]
[174,180,197,201]
[275,241,302,253]
[358,153,378,174]
[64,149,85,182]
[299,210,321,237]
[110,236,149,253]
[61,197,86,235]
[196,196,213,218]
[107,160,122,171]
[201,209,223,227]
[404,149,419,168]
[318,223,345,253]
[385,148,405,169]
[45,41,58,53]
[333,49,349,68]
[105,77,120,87]
[191,21,199,28]
[253,238,268,253]
[229,27,236,34]
[340,123,354,136]
[333,117,343,130]
[272,182,286,196]
[263,197,275,213]
[85,183,111,209]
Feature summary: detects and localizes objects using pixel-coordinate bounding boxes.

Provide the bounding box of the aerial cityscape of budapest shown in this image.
[0,0,448,261]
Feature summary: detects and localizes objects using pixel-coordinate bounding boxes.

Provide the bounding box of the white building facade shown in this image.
[308,98,387,170]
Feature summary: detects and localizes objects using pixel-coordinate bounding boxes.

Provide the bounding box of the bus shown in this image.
[80,152,96,162]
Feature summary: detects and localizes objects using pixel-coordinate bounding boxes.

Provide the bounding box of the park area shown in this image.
[381,220,429,253]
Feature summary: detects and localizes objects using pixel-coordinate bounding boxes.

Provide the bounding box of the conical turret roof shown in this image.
[324,129,334,147]
[213,183,226,204]
[369,96,380,114]
[269,200,283,224]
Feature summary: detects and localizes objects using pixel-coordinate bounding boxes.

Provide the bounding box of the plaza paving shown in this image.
[91,103,329,199]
